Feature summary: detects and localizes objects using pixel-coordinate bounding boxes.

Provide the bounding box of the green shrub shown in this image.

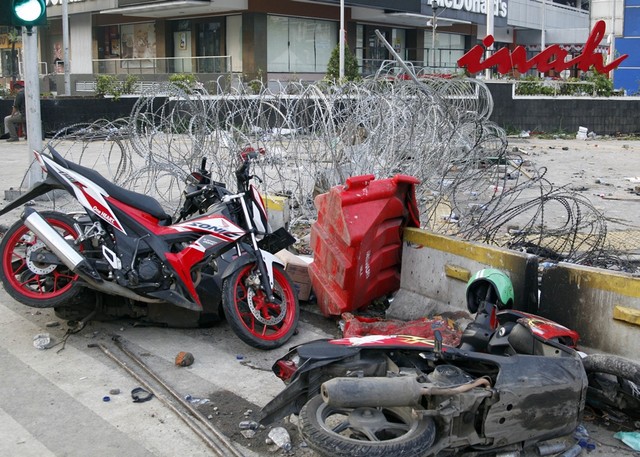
[94,74,139,100]
[583,70,613,97]
[169,73,198,92]
[326,43,360,82]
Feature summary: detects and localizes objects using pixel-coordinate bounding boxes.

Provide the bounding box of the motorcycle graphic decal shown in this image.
[172,216,244,241]
[250,185,268,233]
[41,155,126,233]
[330,334,438,348]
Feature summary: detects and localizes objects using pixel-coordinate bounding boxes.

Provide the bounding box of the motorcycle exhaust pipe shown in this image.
[321,376,492,408]
[321,376,424,407]
[22,207,164,304]
[22,207,104,282]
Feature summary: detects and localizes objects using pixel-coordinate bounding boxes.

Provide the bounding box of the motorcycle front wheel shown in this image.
[222,263,299,350]
[582,353,640,420]
[0,211,84,308]
[299,394,437,457]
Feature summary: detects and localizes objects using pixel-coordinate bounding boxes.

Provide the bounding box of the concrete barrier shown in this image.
[387,228,539,320]
[539,263,640,362]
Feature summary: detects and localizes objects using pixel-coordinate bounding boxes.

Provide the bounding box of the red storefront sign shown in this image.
[458,20,628,75]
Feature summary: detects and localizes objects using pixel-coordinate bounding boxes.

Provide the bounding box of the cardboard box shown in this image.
[275,249,313,301]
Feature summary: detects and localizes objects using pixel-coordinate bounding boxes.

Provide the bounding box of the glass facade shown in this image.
[425,32,465,72]
[267,15,337,73]
[97,23,157,61]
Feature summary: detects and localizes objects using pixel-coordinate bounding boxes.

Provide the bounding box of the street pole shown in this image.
[339,0,345,80]
[431,2,438,70]
[540,0,546,77]
[62,0,71,95]
[485,0,494,79]
[22,26,45,186]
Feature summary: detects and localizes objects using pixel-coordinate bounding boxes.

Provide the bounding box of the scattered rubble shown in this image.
[175,351,195,367]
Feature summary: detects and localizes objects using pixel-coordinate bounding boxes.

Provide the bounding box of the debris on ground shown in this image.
[131,387,154,403]
[33,333,52,350]
[184,394,210,405]
[614,431,640,451]
[175,351,195,367]
[267,427,292,451]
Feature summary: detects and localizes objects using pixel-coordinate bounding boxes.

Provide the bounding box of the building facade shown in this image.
[591,0,639,94]
[0,0,597,94]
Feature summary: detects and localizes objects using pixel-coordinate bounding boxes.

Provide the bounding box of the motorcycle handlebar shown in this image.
[184,187,206,199]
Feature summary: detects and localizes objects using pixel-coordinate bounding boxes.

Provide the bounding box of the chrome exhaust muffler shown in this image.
[21,207,162,304]
[22,207,102,282]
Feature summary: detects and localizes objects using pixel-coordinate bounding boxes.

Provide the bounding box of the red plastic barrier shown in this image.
[310,174,420,316]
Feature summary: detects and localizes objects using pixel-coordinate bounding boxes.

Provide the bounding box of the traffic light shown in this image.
[11,0,47,27]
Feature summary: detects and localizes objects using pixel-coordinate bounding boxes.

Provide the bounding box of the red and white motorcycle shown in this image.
[0,145,299,349]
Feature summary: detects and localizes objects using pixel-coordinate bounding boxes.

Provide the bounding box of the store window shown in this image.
[425,32,464,72]
[197,19,225,73]
[97,23,157,60]
[267,16,337,73]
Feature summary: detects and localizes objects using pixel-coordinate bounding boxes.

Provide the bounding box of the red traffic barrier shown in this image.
[310,174,420,316]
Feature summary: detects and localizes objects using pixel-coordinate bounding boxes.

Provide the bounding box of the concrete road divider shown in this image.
[387,228,539,320]
[539,264,640,362]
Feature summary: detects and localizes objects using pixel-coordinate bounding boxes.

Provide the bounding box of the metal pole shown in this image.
[22,26,45,186]
[540,0,546,50]
[339,0,345,80]
[432,3,438,70]
[62,0,71,95]
[540,0,546,77]
[485,0,494,79]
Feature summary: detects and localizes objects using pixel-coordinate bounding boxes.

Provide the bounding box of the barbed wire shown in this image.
[41,75,637,273]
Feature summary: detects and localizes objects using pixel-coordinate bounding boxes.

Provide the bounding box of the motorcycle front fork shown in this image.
[224,192,276,301]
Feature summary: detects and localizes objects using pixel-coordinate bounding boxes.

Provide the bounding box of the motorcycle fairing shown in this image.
[329,334,441,349]
[481,352,587,447]
[249,184,268,233]
[45,146,171,222]
[38,153,127,233]
[170,215,245,242]
[497,309,579,347]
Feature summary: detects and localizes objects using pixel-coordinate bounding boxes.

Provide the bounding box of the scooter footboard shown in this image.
[482,354,587,445]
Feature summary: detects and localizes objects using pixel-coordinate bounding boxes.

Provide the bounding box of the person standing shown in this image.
[4,82,25,142]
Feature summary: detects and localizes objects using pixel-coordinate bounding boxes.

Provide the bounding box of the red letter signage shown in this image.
[457,20,628,75]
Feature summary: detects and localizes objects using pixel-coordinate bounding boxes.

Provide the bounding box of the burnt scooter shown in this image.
[259,269,591,456]
[0,145,299,349]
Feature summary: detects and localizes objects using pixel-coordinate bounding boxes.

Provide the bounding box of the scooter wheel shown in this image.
[0,211,84,308]
[222,263,299,350]
[299,394,436,457]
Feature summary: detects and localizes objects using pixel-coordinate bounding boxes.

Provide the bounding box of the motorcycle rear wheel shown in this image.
[582,354,640,420]
[222,263,299,350]
[299,394,436,457]
[0,211,84,308]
